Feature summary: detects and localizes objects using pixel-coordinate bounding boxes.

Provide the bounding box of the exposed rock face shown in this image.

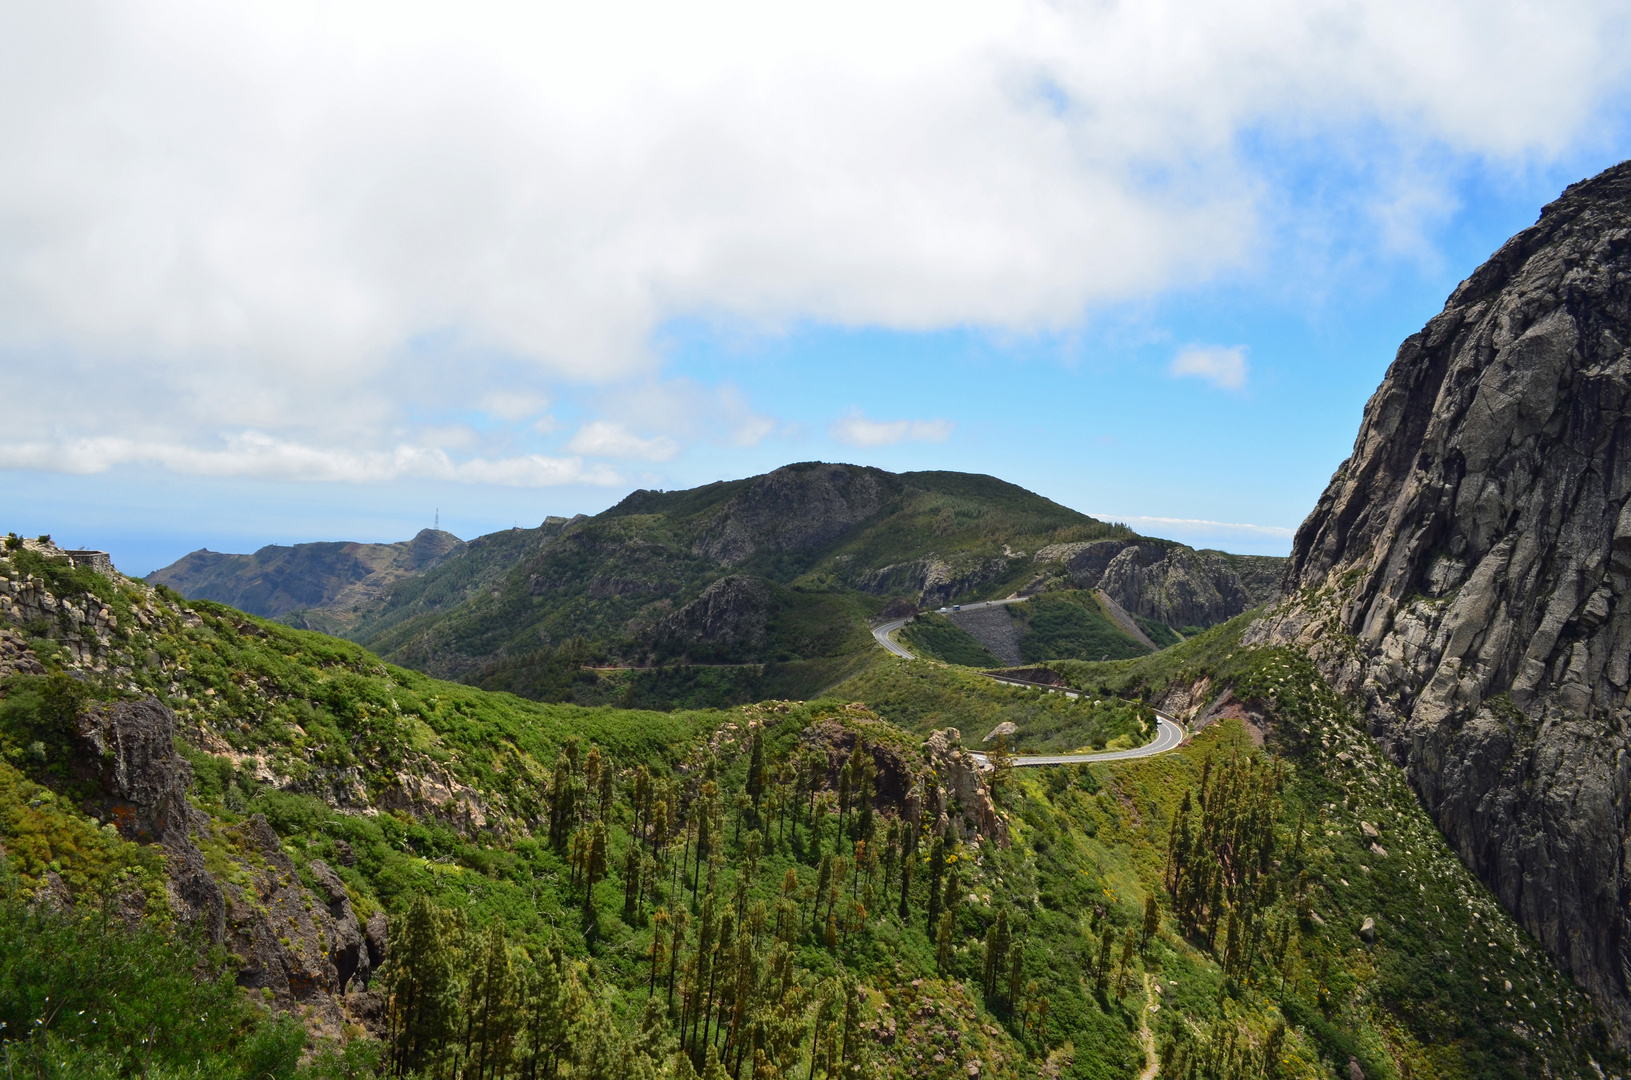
[224,816,373,1028]
[1247,161,1631,1042]
[0,628,44,679]
[648,575,776,660]
[73,696,381,1030]
[78,698,225,943]
[944,605,1023,665]
[921,729,1008,847]
[692,463,891,565]
[800,714,1008,846]
[1041,540,1281,629]
[858,554,1013,608]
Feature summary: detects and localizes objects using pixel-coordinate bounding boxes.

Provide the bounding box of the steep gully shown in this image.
[870,607,1187,767]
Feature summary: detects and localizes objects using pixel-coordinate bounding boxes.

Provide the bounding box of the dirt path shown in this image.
[1137,972,1159,1080]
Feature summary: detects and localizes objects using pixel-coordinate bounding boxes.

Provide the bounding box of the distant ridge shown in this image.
[148,528,464,634]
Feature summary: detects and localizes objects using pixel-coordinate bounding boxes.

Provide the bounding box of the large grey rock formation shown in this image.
[1247,160,1631,1043]
[1040,539,1282,629]
[79,698,226,943]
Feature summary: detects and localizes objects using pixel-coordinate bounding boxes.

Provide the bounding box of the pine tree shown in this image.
[1094,927,1114,997]
[651,793,670,860]
[466,921,521,1079]
[584,745,603,818]
[651,910,671,995]
[926,835,947,929]
[1006,946,1024,1012]
[385,895,460,1078]
[1141,893,1160,950]
[548,750,577,851]
[987,732,1014,799]
[598,753,615,821]
[935,912,953,973]
[520,941,571,1080]
[1116,926,1136,1000]
[981,909,1010,1000]
[623,843,642,923]
[747,725,766,817]
[584,821,609,919]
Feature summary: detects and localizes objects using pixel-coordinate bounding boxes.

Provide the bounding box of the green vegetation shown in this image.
[1009,592,1152,663]
[0,864,375,1079]
[1135,617,1182,649]
[1,546,1620,1078]
[337,466,1138,702]
[898,612,1003,667]
[831,660,1154,754]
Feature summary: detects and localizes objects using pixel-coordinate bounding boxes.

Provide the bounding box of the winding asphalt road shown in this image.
[871,609,1186,767]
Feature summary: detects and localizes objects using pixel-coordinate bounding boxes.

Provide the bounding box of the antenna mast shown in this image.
[435,508,439,532]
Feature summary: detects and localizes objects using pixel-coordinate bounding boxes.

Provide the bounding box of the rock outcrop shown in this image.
[921,729,1008,847]
[74,695,381,1032]
[647,575,776,661]
[691,463,892,566]
[1041,540,1281,629]
[1247,160,1631,1042]
[857,554,1014,608]
[78,698,226,943]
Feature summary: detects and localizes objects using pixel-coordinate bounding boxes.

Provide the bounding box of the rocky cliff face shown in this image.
[77,696,384,1036]
[690,463,893,565]
[1247,160,1631,1042]
[646,575,776,661]
[1037,539,1281,629]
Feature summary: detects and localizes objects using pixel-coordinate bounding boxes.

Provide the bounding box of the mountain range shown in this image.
[150,466,1284,708]
[7,161,1631,1078]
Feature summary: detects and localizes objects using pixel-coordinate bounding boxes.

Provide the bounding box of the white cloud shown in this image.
[0,1,1627,481]
[601,379,777,448]
[1170,345,1249,389]
[829,410,955,448]
[481,392,551,423]
[1106,514,1294,538]
[0,432,623,486]
[564,421,681,462]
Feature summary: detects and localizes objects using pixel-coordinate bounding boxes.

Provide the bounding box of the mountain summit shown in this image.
[150,463,1283,706]
[1250,159,1631,1041]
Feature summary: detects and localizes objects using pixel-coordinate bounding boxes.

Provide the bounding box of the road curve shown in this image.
[870,597,1024,660]
[968,716,1185,768]
[871,609,1186,767]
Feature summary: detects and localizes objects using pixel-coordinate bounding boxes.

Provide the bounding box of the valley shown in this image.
[8,161,1631,1080]
[0,537,1616,1079]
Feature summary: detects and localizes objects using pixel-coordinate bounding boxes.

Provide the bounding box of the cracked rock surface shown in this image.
[1248,160,1631,1043]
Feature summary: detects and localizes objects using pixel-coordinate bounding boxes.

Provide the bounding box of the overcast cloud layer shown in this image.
[2,0,1630,489]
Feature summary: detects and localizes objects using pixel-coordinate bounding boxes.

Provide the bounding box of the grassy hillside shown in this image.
[2,542,1617,1078]
[1010,592,1152,663]
[898,612,1003,667]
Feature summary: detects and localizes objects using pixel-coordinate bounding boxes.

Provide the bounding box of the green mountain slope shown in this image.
[147,465,1282,708]
[351,464,1130,680]
[3,538,1620,1078]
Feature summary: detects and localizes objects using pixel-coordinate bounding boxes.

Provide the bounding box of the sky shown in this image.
[2,1,1630,576]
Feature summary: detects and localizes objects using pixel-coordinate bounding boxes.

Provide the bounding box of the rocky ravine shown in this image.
[1247,160,1631,1042]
